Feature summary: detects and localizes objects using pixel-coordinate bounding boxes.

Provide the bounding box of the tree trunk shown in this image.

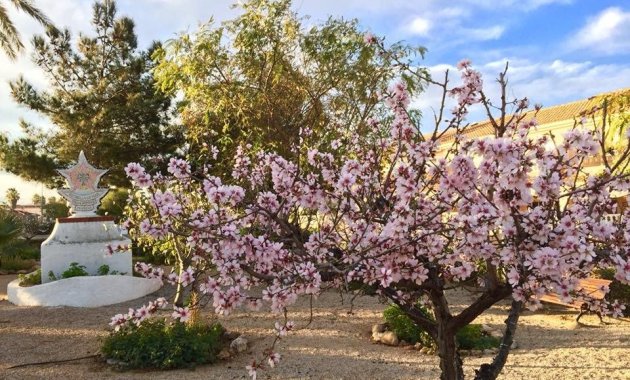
[437,325,464,380]
[474,300,522,380]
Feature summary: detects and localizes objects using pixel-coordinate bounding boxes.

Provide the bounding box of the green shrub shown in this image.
[1,240,40,260]
[383,304,500,350]
[456,324,500,350]
[383,303,434,347]
[594,268,630,317]
[0,256,37,272]
[101,319,225,369]
[18,269,42,286]
[61,262,88,278]
[98,264,110,275]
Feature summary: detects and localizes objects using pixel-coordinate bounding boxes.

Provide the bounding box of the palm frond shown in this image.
[0,2,22,58]
[9,0,54,28]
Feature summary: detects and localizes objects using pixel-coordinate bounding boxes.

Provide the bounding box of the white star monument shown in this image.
[57,151,109,217]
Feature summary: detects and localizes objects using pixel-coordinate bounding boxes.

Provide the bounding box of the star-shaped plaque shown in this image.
[57,151,109,216]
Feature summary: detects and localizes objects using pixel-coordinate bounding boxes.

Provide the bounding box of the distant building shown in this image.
[13,205,43,216]
[440,87,629,214]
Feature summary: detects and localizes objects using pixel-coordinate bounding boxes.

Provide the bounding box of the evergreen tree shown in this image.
[1,0,183,187]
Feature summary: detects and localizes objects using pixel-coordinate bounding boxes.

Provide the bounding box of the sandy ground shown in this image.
[0,276,629,380]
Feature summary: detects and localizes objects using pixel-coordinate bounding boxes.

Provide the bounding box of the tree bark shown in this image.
[474,300,522,380]
[437,323,464,380]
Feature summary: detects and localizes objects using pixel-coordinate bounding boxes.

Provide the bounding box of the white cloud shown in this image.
[407,17,432,36]
[571,7,630,55]
[466,25,505,41]
[411,58,630,127]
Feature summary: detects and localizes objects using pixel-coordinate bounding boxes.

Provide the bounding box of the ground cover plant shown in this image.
[383,304,499,351]
[101,317,225,370]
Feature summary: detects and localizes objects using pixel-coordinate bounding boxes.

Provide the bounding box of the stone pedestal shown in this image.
[41,216,132,283]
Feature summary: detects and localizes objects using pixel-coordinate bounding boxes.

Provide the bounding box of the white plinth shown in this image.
[7,275,162,307]
[41,217,131,283]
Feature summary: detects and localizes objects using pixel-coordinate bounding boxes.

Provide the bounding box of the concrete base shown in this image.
[7,275,162,307]
[41,217,131,283]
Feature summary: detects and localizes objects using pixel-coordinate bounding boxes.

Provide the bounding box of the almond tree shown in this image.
[118,60,630,380]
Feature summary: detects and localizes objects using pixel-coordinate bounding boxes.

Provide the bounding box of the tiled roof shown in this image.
[442,87,630,142]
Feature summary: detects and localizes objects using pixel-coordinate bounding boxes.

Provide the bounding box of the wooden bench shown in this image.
[540,278,612,322]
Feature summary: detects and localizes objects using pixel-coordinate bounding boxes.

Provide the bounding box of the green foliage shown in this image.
[0,208,22,248]
[18,269,42,286]
[61,262,88,278]
[0,240,40,260]
[98,264,111,275]
[456,324,500,350]
[48,270,57,281]
[97,188,129,220]
[383,303,433,347]
[101,319,225,369]
[594,268,630,317]
[383,304,500,350]
[153,0,426,176]
[2,0,183,187]
[42,198,69,220]
[5,188,19,209]
[0,256,36,272]
[0,0,56,60]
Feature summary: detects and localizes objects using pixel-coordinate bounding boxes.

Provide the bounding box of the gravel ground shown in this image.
[1,276,629,380]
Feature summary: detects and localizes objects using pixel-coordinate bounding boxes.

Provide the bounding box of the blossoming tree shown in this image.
[115,58,630,380]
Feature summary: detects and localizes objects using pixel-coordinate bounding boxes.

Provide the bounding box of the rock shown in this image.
[16,270,28,274]
[372,323,387,335]
[379,331,399,346]
[372,331,383,342]
[420,347,430,354]
[399,340,409,346]
[218,348,232,360]
[489,330,503,338]
[481,324,494,333]
[510,340,518,349]
[230,335,248,353]
[482,349,493,356]
[414,343,423,350]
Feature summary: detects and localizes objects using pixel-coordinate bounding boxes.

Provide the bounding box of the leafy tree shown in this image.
[5,187,19,209]
[32,193,45,207]
[153,0,426,175]
[2,0,183,187]
[97,187,129,220]
[42,196,69,220]
[0,0,56,60]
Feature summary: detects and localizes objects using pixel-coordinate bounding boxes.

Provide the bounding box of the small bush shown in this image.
[0,256,37,272]
[101,319,224,369]
[1,240,40,260]
[383,304,500,350]
[383,303,433,347]
[18,269,42,286]
[61,262,88,278]
[456,324,500,350]
[98,264,110,275]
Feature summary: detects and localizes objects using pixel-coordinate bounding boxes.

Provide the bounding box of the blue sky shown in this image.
[1,0,629,202]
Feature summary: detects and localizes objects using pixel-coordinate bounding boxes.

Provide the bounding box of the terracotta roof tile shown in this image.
[442,87,630,142]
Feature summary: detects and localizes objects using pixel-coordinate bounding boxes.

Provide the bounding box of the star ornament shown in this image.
[57,151,109,216]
